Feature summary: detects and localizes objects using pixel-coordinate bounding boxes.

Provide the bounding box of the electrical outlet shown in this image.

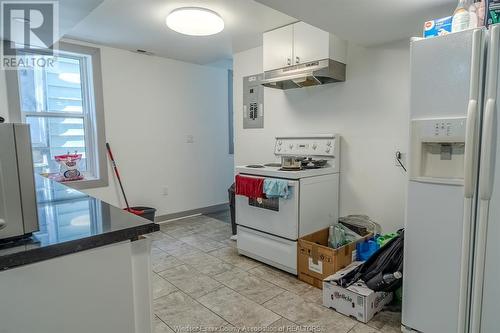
[162,187,169,196]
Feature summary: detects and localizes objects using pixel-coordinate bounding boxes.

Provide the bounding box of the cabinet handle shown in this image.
[287,58,291,66]
[296,56,300,64]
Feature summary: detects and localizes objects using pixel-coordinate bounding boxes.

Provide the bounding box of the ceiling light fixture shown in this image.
[166,7,224,36]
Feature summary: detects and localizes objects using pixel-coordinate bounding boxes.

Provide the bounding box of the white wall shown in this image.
[80,43,234,216]
[0,40,233,217]
[233,41,410,232]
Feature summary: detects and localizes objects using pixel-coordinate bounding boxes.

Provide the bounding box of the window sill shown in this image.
[40,173,108,190]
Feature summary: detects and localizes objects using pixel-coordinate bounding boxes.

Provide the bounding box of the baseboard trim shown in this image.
[155,203,229,223]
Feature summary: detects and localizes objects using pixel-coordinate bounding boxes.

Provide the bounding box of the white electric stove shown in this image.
[235,134,340,275]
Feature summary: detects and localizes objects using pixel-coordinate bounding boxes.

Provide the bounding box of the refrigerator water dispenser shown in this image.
[410,117,467,185]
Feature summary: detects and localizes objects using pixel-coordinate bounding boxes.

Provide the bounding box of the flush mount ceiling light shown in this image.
[166,7,224,36]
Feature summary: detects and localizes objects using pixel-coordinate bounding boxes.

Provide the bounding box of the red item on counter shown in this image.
[235,175,264,199]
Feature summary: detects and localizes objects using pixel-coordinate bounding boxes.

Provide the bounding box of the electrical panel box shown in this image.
[410,117,467,185]
[243,74,264,129]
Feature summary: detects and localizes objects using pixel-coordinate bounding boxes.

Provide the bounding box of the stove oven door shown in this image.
[235,177,299,240]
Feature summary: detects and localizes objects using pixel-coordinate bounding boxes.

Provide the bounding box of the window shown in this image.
[6,42,107,189]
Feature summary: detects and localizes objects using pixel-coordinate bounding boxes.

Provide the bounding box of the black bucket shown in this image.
[130,206,156,222]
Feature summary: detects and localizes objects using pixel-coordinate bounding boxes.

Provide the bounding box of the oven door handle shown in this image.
[263,178,298,188]
[238,174,299,188]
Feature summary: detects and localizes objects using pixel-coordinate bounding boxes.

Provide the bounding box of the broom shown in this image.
[105,143,144,216]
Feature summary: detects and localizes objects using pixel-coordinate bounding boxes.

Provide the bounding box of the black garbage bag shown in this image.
[336,229,404,292]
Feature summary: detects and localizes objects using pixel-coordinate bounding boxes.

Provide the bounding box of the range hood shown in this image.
[261,59,346,90]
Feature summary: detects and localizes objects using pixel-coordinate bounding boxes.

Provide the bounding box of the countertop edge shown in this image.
[0,223,159,272]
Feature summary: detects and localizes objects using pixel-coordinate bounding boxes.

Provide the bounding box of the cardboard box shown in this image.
[323,264,393,323]
[423,16,452,38]
[297,228,371,289]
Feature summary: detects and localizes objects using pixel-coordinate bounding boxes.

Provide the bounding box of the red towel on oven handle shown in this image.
[235,175,264,199]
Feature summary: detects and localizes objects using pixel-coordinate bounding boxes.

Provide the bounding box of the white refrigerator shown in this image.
[403,25,500,333]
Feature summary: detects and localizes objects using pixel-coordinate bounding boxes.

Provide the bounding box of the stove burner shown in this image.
[279,165,326,171]
[279,167,303,171]
[301,158,328,168]
[264,163,281,167]
[303,165,323,169]
[246,164,265,168]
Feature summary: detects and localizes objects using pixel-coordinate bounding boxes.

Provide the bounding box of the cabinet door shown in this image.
[263,25,293,71]
[293,22,329,65]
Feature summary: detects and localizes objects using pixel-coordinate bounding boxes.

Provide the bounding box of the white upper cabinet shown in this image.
[292,22,329,65]
[263,24,294,72]
[263,22,346,72]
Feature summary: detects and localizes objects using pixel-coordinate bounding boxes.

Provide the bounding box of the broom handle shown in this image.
[106,143,131,210]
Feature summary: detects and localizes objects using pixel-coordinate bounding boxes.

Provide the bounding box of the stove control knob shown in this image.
[277,147,282,152]
[278,140,282,146]
[327,141,332,147]
[289,144,294,149]
[312,144,317,150]
[326,148,331,153]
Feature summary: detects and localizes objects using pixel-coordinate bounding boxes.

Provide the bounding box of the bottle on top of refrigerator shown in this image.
[486,0,500,26]
[452,0,472,32]
[470,0,486,28]
[476,0,486,26]
[470,2,479,27]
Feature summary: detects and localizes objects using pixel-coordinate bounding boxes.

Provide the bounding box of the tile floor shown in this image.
[146,212,401,333]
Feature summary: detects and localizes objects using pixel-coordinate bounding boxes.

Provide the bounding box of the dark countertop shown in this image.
[0,175,159,271]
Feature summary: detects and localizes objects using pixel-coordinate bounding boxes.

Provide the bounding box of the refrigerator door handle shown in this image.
[464,99,478,198]
[479,98,497,201]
